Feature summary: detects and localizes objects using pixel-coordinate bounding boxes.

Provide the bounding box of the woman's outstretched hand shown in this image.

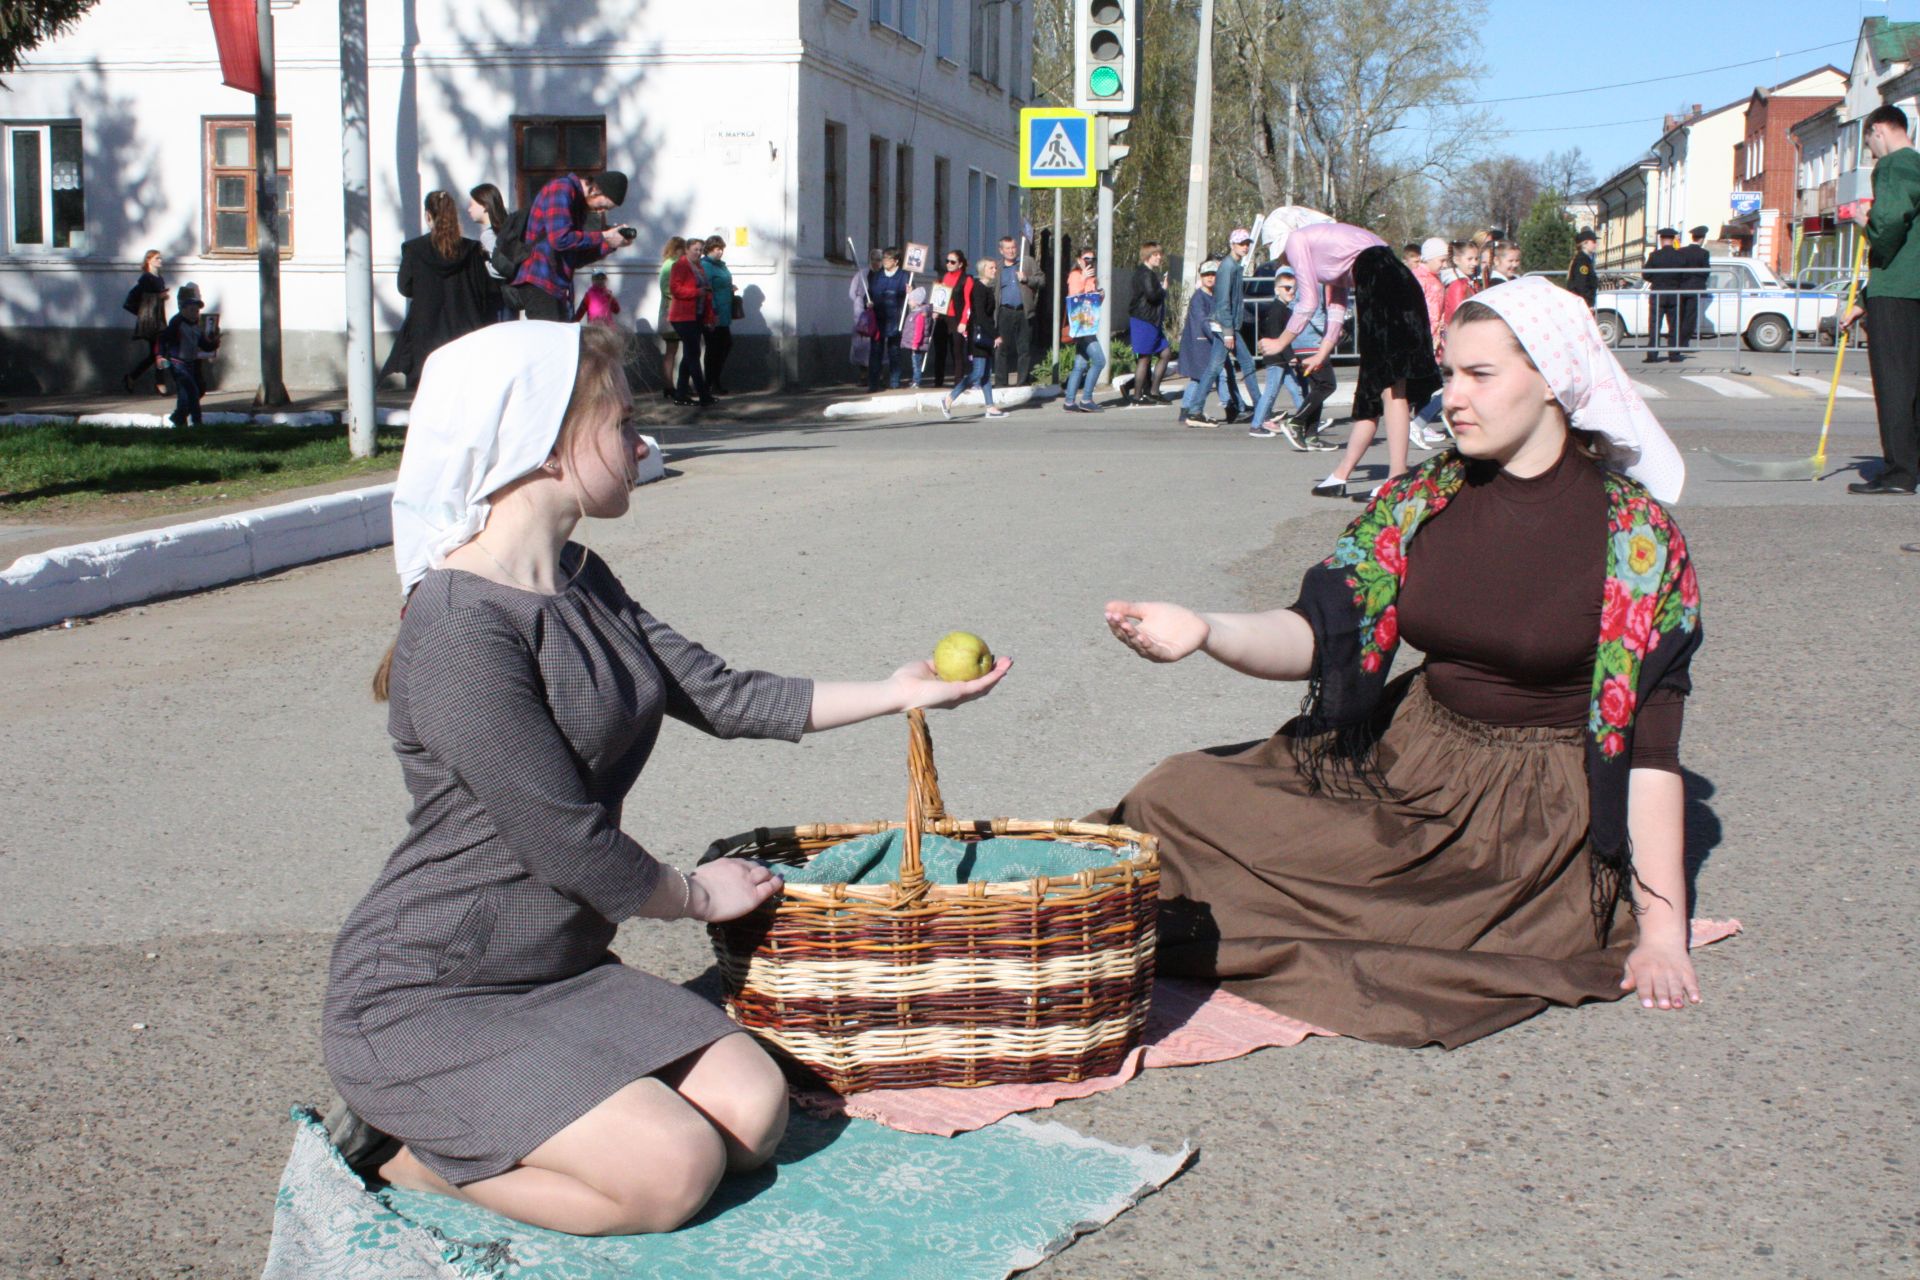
[1105,601,1209,663]
[889,656,1013,710]
[688,859,783,922]
[1620,941,1701,1011]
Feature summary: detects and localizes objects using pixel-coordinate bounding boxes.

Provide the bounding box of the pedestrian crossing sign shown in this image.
[1020,108,1096,188]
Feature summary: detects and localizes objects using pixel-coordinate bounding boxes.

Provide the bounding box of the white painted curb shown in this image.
[0,434,663,636]
[0,407,412,429]
[822,384,1058,420]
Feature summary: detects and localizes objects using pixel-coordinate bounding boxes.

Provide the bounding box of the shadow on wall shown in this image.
[403,2,688,319]
[0,59,196,395]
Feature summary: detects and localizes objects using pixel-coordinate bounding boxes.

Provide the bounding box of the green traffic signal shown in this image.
[1089,66,1122,98]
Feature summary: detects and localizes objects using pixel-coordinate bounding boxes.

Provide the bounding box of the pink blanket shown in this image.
[793,918,1743,1136]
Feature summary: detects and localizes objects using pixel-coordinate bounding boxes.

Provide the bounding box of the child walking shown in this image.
[162,283,220,427]
[573,272,621,327]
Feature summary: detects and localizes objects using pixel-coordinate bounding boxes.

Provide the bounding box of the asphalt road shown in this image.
[3,365,1916,1278]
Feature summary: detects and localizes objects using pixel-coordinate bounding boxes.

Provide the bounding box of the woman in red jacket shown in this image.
[668,236,716,406]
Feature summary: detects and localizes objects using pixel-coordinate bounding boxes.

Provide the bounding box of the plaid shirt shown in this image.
[512,174,615,300]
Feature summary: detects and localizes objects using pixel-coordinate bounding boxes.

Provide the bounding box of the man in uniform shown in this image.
[1567,227,1599,309]
[1643,227,1685,362]
[1676,225,1714,355]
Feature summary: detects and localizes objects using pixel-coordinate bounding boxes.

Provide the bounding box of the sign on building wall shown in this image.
[1730,191,1763,218]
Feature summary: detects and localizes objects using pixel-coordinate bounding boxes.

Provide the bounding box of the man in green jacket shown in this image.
[1844,104,1920,495]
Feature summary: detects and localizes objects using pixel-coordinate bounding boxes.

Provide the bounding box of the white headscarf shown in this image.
[1259,205,1333,265]
[390,321,582,596]
[1471,276,1686,503]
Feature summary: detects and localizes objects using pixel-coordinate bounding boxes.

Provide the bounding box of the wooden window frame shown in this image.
[4,120,85,254]
[511,116,607,212]
[825,120,849,262]
[203,117,292,258]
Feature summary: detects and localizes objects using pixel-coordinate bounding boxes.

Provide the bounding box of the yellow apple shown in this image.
[931,631,994,682]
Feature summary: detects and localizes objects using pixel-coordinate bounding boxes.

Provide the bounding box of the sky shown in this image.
[1459,0,1920,182]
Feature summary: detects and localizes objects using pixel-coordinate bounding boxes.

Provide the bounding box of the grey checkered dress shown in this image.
[322,547,812,1186]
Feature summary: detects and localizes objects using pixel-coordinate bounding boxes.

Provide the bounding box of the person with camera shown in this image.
[509,170,635,322]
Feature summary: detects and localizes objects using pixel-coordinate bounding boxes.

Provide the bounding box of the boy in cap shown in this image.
[510,169,635,321]
[1643,227,1685,362]
[1177,260,1222,428]
[161,283,220,427]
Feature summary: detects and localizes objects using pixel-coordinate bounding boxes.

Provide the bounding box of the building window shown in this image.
[984,174,998,244]
[966,167,981,261]
[1005,186,1021,247]
[936,0,956,60]
[204,118,291,255]
[895,145,914,247]
[968,0,985,77]
[933,156,950,257]
[875,0,918,40]
[825,120,848,260]
[5,122,84,252]
[512,117,606,212]
[868,135,891,254]
[984,0,1003,84]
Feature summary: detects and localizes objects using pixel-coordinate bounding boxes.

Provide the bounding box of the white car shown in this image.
[1591,257,1841,353]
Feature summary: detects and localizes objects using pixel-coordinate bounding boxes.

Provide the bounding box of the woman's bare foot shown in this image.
[378,1145,465,1199]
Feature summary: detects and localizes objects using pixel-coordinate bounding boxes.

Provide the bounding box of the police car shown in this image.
[1591,257,1840,353]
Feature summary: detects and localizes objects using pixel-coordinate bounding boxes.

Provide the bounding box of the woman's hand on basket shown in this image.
[1104,601,1209,663]
[1620,940,1701,1012]
[687,860,784,922]
[889,657,1013,711]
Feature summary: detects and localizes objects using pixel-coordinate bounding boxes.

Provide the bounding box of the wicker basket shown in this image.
[702,708,1159,1093]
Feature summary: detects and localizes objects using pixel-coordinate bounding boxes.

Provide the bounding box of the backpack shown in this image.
[489,207,532,282]
[123,283,144,315]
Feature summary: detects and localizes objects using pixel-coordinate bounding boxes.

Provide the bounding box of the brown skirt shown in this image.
[1095,673,1635,1048]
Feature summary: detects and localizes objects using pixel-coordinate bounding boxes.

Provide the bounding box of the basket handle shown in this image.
[901,708,946,888]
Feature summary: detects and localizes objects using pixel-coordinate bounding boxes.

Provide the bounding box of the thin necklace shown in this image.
[470,538,553,595]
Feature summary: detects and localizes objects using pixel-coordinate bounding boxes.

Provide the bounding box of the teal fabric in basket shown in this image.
[779,828,1123,887]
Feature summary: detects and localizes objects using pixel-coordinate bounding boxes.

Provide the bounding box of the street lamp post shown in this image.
[1179,0,1213,306]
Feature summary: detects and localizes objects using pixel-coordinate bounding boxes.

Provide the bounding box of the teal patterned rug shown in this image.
[778,829,1125,886]
[263,1107,1189,1280]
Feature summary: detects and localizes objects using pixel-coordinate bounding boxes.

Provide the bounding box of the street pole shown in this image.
[1095,174,1114,385]
[1179,0,1214,313]
[253,0,289,405]
[339,0,376,456]
[1051,187,1063,379]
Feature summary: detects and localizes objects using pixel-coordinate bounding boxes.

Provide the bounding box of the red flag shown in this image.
[208,0,262,96]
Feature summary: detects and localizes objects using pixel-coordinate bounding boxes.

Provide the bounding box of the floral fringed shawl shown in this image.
[1289,452,1703,930]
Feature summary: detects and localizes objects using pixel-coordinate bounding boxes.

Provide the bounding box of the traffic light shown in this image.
[1073,0,1135,113]
[1096,116,1130,169]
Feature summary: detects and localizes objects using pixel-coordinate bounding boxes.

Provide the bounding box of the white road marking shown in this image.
[1771,374,1871,399]
[1629,379,1668,399]
[1681,375,1769,399]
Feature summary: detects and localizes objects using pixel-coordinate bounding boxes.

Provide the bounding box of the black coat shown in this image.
[1676,243,1711,292]
[1644,246,1687,299]
[130,271,169,340]
[1566,250,1597,306]
[381,234,494,388]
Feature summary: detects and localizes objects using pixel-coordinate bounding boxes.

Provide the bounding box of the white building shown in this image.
[0,0,1033,394]
[1646,98,1745,245]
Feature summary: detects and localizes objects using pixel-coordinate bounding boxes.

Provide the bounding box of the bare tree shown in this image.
[1537,147,1594,201]
[1439,154,1542,237]
[1211,0,1488,229]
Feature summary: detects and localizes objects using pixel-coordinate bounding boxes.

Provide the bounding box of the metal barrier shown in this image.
[1783,265,1866,376]
[1582,266,1845,375]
